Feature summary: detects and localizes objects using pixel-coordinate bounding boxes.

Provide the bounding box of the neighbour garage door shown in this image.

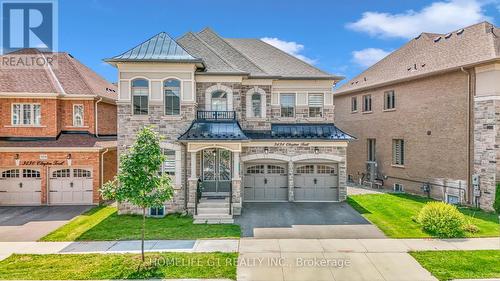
[244,164,288,201]
[49,168,93,205]
[294,164,339,201]
[0,168,41,205]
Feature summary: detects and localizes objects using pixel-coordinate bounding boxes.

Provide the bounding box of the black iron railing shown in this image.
[197,111,236,120]
[229,182,232,215]
[195,179,202,215]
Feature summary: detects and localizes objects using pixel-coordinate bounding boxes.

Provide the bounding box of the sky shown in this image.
[57,0,500,85]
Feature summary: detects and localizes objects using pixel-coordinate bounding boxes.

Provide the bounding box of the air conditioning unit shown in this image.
[366,161,377,182]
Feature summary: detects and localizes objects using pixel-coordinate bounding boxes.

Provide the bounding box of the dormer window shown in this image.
[131,78,149,115]
[164,79,180,116]
[211,91,228,111]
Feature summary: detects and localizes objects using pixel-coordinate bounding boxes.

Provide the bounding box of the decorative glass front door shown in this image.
[202,148,232,194]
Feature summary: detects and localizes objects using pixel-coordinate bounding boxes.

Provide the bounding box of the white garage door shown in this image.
[294,164,339,201]
[244,164,288,201]
[0,168,41,205]
[49,168,93,205]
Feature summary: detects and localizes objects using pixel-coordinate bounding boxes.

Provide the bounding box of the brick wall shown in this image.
[59,99,95,133]
[97,101,117,135]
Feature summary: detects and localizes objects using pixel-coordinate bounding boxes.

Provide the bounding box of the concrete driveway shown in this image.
[0,206,91,241]
[235,202,385,238]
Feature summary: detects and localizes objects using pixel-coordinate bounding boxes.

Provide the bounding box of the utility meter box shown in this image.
[472,174,480,186]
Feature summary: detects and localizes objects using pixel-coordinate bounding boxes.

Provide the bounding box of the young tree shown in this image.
[101,126,173,262]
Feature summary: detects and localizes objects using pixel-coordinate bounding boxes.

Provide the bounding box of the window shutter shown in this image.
[308,94,324,107]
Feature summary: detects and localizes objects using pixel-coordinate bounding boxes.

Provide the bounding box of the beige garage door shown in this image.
[0,168,41,205]
[49,168,93,205]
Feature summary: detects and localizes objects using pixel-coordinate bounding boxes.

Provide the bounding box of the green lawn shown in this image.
[0,252,237,280]
[347,193,499,238]
[41,206,240,241]
[411,250,500,281]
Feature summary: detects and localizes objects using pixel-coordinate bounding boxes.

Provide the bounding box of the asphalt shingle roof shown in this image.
[336,22,500,94]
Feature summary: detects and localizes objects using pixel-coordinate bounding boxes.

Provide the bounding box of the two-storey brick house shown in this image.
[107,29,353,222]
[0,49,117,206]
[334,22,500,211]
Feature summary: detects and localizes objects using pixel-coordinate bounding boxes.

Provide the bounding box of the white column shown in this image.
[190,152,197,179]
[233,151,240,179]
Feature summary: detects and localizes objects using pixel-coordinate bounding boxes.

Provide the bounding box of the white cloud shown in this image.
[261,37,316,64]
[347,0,493,39]
[352,48,391,67]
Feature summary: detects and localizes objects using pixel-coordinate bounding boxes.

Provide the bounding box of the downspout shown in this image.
[95,97,103,137]
[461,67,472,205]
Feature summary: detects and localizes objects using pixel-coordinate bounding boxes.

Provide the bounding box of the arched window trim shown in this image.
[211,90,228,111]
[245,87,266,118]
[131,77,150,115]
[205,84,233,111]
[162,78,182,116]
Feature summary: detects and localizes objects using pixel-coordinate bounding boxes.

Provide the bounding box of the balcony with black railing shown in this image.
[196,111,236,120]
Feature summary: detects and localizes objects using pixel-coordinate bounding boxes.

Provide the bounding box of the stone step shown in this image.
[197,202,230,208]
[197,207,230,215]
[193,218,235,224]
[199,198,229,203]
[193,213,234,224]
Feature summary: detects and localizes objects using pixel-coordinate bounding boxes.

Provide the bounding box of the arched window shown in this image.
[251,93,262,117]
[164,79,180,116]
[131,79,149,115]
[211,91,227,111]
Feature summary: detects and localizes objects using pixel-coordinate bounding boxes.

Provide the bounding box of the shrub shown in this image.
[416,202,465,238]
[494,183,500,214]
[462,222,479,234]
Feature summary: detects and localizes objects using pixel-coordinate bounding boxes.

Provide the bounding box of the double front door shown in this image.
[201,148,232,195]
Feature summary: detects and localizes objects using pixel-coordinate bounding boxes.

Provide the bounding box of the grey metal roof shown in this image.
[178,120,249,141]
[244,124,355,141]
[106,32,203,63]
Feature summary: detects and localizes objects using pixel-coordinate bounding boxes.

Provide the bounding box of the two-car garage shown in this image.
[243,162,339,202]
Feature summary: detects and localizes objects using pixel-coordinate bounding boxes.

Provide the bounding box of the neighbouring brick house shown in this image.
[334,22,500,211]
[106,28,353,222]
[0,49,117,206]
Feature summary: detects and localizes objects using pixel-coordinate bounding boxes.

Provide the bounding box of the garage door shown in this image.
[49,168,93,205]
[0,168,41,205]
[244,164,288,201]
[294,164,339,201]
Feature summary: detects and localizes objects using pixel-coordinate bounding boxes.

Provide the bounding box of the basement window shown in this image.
[149,206,165,217]
[394,183,404,192]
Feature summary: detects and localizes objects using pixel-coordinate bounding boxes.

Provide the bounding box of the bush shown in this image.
[494,183,500,214]
[462,222,479,234]
[416,202,465,238]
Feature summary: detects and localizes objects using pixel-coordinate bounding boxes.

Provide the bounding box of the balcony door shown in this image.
[202,148,231,196]
[211,91,228,111]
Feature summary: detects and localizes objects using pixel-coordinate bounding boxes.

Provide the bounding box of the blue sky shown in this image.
[58,0,499,84]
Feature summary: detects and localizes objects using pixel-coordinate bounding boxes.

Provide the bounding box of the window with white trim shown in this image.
[161,149,176,176]
[2,169,19,178]
[394,183,404,192]
[296,165,314,174]
[251,93,262,118]
[317,165,336,175]
[367,138,376,161]
[149,206,165,217]
[362,95,372,112]
[73,169,91,178]
[23,169,40,178]
[211,91,228,111]
[267,165,285,174]
[73,104,84,127]
[392,139,405,166]
[351,97,358,112]
[52,169,70,178]
[132,79,149,115]
[12,104,41,125]
[308,93,324,117]
[384,90,395,110]
[246,165,264,174]
[164,79,180,116]
[280,93,295,117]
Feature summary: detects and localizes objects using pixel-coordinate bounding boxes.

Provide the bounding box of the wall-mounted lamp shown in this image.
[264,147,269,154]
[67,153,72,166]
[14,154,20,166]
[314,147,320,154]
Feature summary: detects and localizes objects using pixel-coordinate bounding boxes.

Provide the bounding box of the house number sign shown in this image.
[274,142,310,147]
[21,160,65,166]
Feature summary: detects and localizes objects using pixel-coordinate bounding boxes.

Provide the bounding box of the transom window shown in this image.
[267,165,285,174]
[73,104,84,127]
[12,103,41,125]
[351,97,358,112]
[161,149,176,176]
[280,93,295,117]
[73,169,91,178]
[308,93,324,117]
[246,165,264,174]
[211,91,228,111]
[23,169,40,178]
[384,90,396,110]
[296,165,314,174]
[317,165,336,175]
[2,169,19,178]
[52,169,70,178]
[363,95,372,112]
[132,79,149,115]
[251,93,262,118]
[392,139,405,166]
[164,79,180,116]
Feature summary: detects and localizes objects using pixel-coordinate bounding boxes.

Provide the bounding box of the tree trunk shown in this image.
[141,207,145,262]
